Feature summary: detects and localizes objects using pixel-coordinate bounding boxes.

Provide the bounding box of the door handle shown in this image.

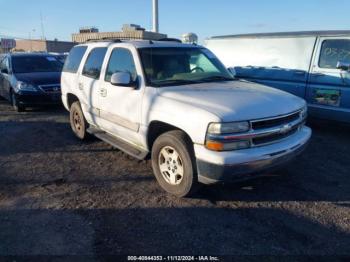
[313,72,325,77]
[293,71,306,76]
[100,88,107,97]
[78,83,84,90]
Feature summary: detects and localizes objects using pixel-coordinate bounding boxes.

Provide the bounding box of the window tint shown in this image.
[82,48,107,79]
[105,48,137,82]
[12,56,63,73]
[63,46,88,73]
[319,39,350,69]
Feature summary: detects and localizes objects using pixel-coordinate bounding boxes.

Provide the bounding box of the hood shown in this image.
[157,80,305,122]
[15,72,61,86]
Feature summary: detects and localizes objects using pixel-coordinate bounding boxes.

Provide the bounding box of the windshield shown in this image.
[12,56,63,74]
[139,47,234,87]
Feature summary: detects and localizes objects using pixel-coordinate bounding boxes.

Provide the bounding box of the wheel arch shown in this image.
[66,93,79,109]
[147,121,193,152]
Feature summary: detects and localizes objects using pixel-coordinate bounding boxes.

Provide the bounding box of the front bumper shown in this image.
[195,126,312,184]
[16,92,62,106]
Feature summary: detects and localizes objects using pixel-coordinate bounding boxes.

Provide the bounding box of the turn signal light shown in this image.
[205,140,225,151]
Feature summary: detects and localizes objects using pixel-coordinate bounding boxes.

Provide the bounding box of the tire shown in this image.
[69,101,89,140]
[11,90,25,112]
[151,130,199,197]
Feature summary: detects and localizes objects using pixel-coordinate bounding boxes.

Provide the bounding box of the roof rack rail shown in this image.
[85,38,123,43]
[158,38,182,43]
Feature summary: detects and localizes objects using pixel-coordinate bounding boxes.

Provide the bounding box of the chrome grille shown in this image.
[251,112,300,130]
[249,110,304,146]
[38,84,61,93]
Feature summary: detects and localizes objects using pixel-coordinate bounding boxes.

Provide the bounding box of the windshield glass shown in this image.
[12,56,63,74]
[139,47,234,87]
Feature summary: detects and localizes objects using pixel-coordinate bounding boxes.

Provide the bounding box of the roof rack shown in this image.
[158,38,182,43]
[85,38,123,43]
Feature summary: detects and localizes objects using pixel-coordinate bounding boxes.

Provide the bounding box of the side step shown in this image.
[87,127,148,160]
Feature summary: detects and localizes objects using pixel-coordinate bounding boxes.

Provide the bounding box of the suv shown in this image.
[0,53,63,111]
[61,40,312,197]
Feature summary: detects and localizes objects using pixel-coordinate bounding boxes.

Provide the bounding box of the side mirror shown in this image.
[336,61,350,71]
[1,68,9,74]
[111,72,133,87]
[227,67,236,78]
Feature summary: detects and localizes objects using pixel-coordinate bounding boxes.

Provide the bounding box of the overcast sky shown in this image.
[1,0,349,43]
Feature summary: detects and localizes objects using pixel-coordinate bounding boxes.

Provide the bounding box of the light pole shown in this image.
[29,29,36,52]
[152,0,159,33]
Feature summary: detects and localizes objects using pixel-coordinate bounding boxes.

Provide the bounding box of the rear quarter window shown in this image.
[63,46,88,73]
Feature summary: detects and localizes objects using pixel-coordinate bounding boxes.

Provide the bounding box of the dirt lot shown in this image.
[0,97,349,258]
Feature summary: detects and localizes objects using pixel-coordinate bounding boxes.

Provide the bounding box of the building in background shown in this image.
[182,33,198,44]
[0,38,16,53]
[72,24,167,43]
[13,39,76,53]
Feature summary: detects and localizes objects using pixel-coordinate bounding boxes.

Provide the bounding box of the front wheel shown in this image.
[69,101,89,140]
[151,130,199,197]
[11,91,25,112]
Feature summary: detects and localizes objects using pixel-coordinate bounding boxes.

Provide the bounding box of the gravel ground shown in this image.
[0,97,349,258]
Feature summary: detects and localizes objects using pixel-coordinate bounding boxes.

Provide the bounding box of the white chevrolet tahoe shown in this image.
[61,39,312,197]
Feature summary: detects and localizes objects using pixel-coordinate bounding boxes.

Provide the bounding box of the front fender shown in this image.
[145,96,221,145]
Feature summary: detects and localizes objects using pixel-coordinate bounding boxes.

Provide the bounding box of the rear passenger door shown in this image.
[307,37,350,122]
[78,47,107,125]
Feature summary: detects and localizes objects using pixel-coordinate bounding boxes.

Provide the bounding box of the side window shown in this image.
[82,47,107,79]
[0,57,10,73]
[319,39,350,69]
[0,57,4,71]
[63,46,88,73]
[105,48,137,82]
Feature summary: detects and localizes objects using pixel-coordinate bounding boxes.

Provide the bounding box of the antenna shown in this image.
[40,11,46,40]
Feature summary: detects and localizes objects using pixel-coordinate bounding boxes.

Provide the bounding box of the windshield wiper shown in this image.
[197,75,235,82]
[152,79,200,87]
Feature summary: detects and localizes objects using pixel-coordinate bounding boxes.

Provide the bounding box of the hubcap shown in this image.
[158,146,184,185]
[73,110,82,131]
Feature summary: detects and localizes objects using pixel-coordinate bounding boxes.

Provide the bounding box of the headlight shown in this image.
[206,121,251,151]
[16,81,38,92]
[208,121,250,134]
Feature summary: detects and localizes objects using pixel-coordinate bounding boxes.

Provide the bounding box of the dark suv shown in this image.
[0,53,63,111]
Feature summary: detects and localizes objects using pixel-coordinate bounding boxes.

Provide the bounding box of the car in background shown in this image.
[50,52,69,64]
[0,53,64,111]
[206,31,350,123]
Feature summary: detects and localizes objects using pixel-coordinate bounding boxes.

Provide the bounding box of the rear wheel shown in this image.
[11,91,25,112]
[151,130,199,197]
[69,101,89,140]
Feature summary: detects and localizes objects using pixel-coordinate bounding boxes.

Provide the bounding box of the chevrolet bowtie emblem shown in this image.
[280,124,292,134]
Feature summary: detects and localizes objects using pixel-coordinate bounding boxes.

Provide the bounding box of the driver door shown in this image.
[96,47,144,144]
[307,37,350,121]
